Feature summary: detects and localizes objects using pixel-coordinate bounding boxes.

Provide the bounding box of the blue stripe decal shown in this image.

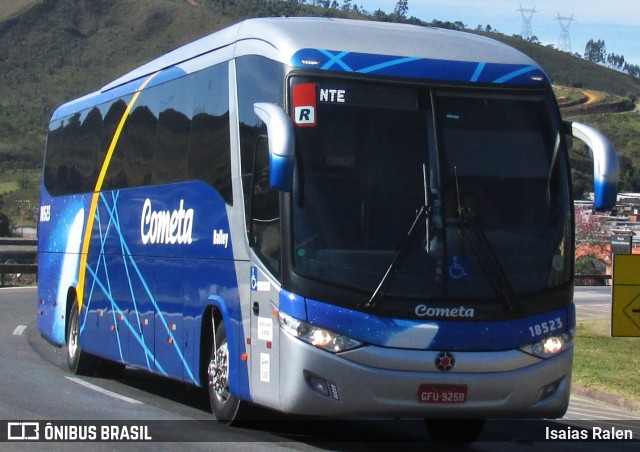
[38,182,245,391]
[319,50,354,72]
[99,190,197,383]
[359,56,422,74]
[85,263,164,375]
[78,189,199,383]
[291,48,548,86]
[470,62,486,82]
[493,65,538,83]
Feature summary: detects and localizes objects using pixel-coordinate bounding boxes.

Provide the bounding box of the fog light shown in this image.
[537,378,563,402]
[305,372,340,400]
[308,375,330,397]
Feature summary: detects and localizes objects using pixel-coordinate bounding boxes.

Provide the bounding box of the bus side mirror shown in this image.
[254,103,295,192]
[563,120,619,210]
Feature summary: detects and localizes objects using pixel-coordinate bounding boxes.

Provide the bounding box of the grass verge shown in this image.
[0,181,19,195]
[573,317,640,401]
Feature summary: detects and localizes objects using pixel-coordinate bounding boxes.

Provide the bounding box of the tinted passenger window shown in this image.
[186,64,232,203]
[44,63,232,202]
[119,104,157,188]
[154,78,191,185]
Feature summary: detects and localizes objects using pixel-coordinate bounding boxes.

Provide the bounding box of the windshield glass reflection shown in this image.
[291,78,571,306]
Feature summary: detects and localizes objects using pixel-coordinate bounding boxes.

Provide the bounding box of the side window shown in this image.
[75,107,102,192]
[154,79,190,185]
[186,63,232,203]
[100,99,130,190]
[44,119,66,196]
[121,103,158,188]
[44,108,103,196]
[250,138,281,275]
[44,62,233,198]
[236,55,284,234]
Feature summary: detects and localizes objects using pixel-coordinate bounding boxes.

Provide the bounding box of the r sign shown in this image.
[292,83,317,127]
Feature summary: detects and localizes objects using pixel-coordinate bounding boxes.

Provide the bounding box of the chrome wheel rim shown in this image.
[68,313,79,359]
[208,341,230,404]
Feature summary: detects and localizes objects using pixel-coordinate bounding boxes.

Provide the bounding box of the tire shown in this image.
[66,298,98,375]
[207,322,249,423]
[425,419,485,444]
[207,322,262,425]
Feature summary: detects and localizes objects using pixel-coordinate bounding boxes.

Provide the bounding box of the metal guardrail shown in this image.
[0,263,38,287]
[575,274,612,285]
[0,237,38,287]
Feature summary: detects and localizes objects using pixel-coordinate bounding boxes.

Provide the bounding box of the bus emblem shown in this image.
[140,198,194,245]
[435,352,456,371]
[414,304,475,318]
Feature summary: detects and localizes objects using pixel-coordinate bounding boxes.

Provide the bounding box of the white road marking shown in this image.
[65,376,142,405]
[12,325,27,336]
[0,286,37,290]
[565,394,640,421]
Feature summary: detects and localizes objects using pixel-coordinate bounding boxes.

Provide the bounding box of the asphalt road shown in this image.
[574,286,612,321]
[0,286,638,450]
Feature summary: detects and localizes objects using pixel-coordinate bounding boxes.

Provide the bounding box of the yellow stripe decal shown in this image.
[76,72,160,310]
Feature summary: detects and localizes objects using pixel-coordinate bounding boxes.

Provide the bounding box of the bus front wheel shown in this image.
[208,322,246,423]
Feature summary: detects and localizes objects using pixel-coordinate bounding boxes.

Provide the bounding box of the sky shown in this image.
[358,0,640,67]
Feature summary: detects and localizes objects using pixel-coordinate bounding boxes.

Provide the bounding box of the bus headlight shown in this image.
[520,333,573,359]
[278,312,363,353]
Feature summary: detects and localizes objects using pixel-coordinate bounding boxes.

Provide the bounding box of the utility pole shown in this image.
[517,5,537,40]
[557,14,575,53]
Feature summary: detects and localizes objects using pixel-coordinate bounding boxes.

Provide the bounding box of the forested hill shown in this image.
[1,0,639,224]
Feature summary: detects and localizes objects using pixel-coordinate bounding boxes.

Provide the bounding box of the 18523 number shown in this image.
[528,317,563,337]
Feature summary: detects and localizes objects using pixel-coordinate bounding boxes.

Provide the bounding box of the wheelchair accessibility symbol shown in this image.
[449,256,468,280]
[251,267,258,291]
[251,266,271,292]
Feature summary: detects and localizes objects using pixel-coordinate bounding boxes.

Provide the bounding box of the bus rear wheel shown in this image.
[208,322,246,423]
[66,298,98,375]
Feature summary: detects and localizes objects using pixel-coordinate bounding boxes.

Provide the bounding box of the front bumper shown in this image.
[277,330,571,419]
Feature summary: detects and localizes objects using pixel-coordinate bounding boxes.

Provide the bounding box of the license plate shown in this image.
[418,384,468,404]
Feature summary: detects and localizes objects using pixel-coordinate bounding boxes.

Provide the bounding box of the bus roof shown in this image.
[104,17,540,91]
[52,17,547,121]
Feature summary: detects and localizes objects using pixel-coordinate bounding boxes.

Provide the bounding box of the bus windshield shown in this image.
[291,78,572,307]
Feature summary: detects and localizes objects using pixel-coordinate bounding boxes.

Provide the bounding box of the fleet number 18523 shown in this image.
[528,317,563,337]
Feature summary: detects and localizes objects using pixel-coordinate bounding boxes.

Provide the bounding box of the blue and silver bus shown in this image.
[37,17,618,440]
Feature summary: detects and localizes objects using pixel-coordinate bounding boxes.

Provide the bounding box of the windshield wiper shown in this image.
[460,207,516,313]
[365,204,429,310]
[452,167,515,312]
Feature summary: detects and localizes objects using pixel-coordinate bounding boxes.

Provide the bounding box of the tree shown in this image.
[393,0,408,20]
[574,206,610,281]
[607,53,625,71]
[372,8,389,21]
[584,39,606,64]
[624,63,640,78]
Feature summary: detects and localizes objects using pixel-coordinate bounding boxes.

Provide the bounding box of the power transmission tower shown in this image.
[557,14,574,53]
[517,5,537,40]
